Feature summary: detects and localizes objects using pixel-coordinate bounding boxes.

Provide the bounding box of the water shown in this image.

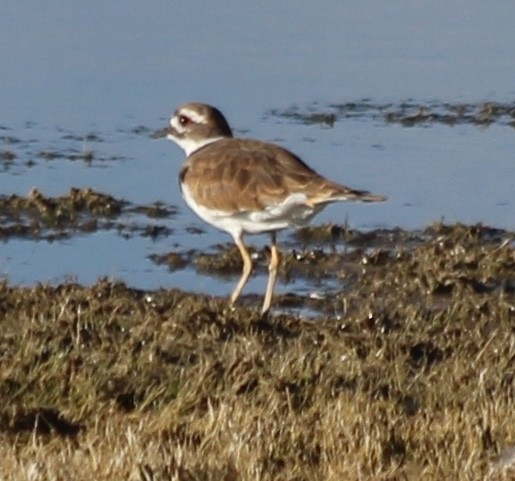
[1,1,514,295]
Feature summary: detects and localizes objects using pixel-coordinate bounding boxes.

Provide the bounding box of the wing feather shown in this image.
[180,138,385,214]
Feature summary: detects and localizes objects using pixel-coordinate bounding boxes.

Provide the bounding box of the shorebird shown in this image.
[153,102,386,315]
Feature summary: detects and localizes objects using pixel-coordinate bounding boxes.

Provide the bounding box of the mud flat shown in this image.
[267,100,515,128]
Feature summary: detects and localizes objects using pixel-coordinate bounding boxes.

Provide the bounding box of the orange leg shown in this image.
[230,234,253,307]
[262,232,280,315]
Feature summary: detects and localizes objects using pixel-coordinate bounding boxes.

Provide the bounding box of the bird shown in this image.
[153,102,386,315]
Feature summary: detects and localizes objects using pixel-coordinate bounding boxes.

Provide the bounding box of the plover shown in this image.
[153,102,386,315]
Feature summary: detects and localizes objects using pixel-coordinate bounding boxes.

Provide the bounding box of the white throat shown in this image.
[167,135,225,157]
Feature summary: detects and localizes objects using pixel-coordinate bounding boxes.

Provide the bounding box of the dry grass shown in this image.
[0,224,513,480]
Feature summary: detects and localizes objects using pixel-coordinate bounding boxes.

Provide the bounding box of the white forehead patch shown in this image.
[170,116,182,131]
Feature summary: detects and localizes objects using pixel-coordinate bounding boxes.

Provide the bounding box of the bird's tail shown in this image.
[309,182,387,205]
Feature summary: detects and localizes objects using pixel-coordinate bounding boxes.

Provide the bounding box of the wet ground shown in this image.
[0,168,513,317]
[0,223,513,480]
[2,98,514,295]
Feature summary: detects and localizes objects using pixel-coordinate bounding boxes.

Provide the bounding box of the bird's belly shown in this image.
[182,189,323,237]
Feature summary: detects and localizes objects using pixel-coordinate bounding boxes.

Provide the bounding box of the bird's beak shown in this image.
[150,126,173,139]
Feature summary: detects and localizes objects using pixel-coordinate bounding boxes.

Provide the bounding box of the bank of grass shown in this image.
[0,224,513,480]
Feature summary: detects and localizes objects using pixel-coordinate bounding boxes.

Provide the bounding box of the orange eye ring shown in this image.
[178,115,190,126]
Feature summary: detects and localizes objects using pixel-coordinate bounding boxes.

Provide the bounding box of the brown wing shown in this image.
[251,140,386,205]
[181,138,385,214]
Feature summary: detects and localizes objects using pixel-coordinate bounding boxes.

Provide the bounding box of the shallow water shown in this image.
[1,1,514,297]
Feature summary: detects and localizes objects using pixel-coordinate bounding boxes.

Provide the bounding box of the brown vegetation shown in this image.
[0,224,513,480]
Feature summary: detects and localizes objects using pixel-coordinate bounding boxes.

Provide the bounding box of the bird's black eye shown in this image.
[178,115,190,126]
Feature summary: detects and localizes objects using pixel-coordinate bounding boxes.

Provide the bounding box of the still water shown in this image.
[1,1,514,296]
